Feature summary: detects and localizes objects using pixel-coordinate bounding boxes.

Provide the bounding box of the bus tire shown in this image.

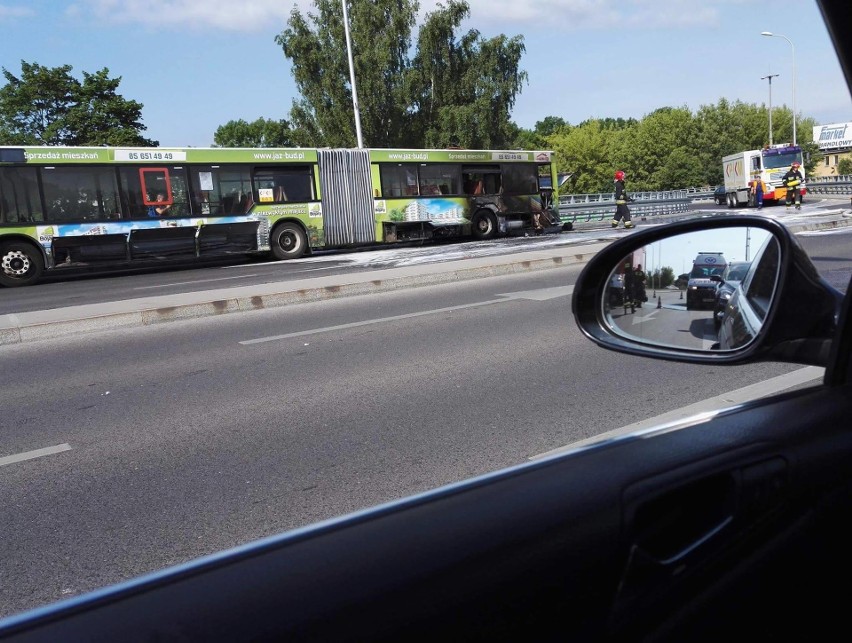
[0,241,44,288]
[471,210,498,240]
[270,222,307,260]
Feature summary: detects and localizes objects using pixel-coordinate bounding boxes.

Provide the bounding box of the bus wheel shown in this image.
[0,241,44,288]
[471,210,498,240]
[270,223,307,260]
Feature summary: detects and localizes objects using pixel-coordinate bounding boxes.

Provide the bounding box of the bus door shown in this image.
[119,166,198,259]
[318,149,374,246]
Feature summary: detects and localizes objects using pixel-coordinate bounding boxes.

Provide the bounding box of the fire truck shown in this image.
[721,144,805,208]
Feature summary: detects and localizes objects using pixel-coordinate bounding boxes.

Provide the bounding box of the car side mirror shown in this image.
[572,216,843,366]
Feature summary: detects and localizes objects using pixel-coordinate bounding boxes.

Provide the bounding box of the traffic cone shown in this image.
[657,296,662,309]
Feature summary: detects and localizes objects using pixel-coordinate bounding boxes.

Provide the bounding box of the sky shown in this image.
[646,227,771,276]
[1,0,850,148]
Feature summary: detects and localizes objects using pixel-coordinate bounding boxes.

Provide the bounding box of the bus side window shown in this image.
[0,167,43,223]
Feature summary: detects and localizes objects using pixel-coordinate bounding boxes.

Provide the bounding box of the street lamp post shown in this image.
[761,32,796,145]
[761,72,780,145]
[342,0,364,148]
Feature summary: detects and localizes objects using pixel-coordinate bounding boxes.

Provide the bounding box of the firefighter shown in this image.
[623,264,636,314]
[781,161,804,210]
[611,170,635,228]
[633,263,647,307]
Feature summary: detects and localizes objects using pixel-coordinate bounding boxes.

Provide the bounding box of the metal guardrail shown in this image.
[558,187,713,205]
[558,198,691,224]
[806,175,852,195]
[555,186,708,224]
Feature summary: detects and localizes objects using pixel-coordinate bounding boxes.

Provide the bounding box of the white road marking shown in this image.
[220,263,345,272]
[0,443,72,467]
[530,365,825,459]
[134,274,259,290]
[631,310,658,325]
[494,286,574,301]
[240,285,574,345]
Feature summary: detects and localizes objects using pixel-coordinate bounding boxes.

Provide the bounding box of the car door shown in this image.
[1,2,851,643]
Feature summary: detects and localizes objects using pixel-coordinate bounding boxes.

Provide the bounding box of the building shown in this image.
[812,122,852,177]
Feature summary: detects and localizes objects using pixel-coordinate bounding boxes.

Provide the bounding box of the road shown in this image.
[0,263,824,620]
[3,198,848,315]
[1,204,850,619]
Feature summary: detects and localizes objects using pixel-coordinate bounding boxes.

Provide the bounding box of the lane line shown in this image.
[240,285,575,345]
[530,365,825,460]
[240,298,511,345]
[133,274,260,290]
[0,443,72,468]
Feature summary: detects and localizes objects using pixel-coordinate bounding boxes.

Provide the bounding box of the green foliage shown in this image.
[543,98,821,192]
[0,60,156,146]
[838,157,852,175]
[510,116,568,149]
[546,119,618,193]
[656,266,676,289]
[274,0,526,148]
[214,118,294,147]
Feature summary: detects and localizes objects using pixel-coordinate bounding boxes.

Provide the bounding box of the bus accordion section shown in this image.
[0,146,563,287]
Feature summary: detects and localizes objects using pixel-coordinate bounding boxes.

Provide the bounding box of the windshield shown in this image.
[690,265,726,278]
[726,264,751,281]
[763,151,804,170]
[1,0,850,630]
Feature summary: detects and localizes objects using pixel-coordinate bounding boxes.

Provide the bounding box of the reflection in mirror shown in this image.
[602,227,779,352]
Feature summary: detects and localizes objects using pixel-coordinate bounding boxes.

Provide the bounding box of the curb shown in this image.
[3,215,851,346]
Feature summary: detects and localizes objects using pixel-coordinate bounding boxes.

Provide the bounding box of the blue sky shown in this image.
[1,0,849,148]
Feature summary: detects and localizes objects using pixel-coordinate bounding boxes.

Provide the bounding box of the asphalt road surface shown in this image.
[0,266,819,619]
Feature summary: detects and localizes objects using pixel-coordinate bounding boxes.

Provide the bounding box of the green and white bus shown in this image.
[0,146,565,287]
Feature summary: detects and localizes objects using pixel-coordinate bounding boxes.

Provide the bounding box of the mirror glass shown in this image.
[602,226,780,351]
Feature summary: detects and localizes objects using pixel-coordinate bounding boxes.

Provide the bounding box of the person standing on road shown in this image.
[623,264,636,314]
[781,161,804,210]
[750,173,767,209]
[611,170,635,229]
[633,263,647,307]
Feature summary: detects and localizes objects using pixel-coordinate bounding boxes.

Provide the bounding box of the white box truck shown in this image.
[721,144,805,208]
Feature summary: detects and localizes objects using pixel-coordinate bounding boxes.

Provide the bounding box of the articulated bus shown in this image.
[0,146,565,287]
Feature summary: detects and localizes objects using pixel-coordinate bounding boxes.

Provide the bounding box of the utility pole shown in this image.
[761,72,780,145]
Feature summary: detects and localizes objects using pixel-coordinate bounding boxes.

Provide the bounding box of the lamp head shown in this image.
[761,31,773,36]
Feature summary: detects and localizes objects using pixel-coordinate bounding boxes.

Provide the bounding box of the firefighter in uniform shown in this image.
[623,264,636,314]
[781,161,804,210]
[633,263,647,308]
[611,170,635,228]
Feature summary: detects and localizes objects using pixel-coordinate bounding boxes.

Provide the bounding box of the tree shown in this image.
[0,61,156,146]
[510,116,569,149]
[214,118,294,147]
[838,157,852,175]
[276,0,416,148]
[410,1,526,149]
[618,107,700,191]
[274,0,526,148]
[546,119,623,193]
